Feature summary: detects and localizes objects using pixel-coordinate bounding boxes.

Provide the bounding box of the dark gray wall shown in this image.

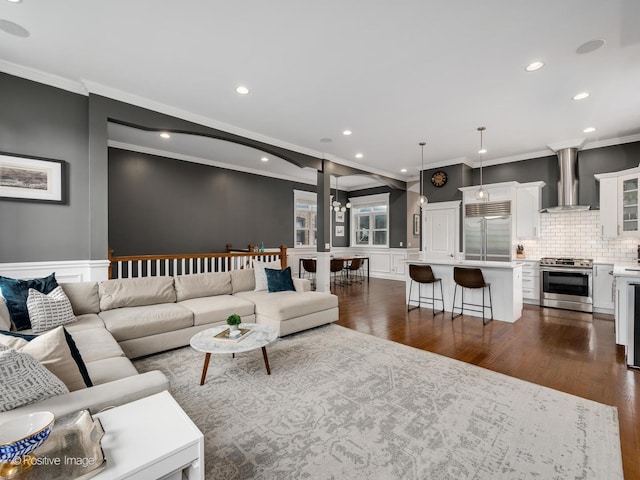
[468,142,640,209]
[419,163,471,203]
[0,73,90,262]
[109,148,315,255]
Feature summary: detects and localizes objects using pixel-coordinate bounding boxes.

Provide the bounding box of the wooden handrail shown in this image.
[108,246,288,279]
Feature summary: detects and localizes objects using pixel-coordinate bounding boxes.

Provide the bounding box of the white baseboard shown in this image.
[0,260,110,283]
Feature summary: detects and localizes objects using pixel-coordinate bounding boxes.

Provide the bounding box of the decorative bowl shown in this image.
[0,411,55,464]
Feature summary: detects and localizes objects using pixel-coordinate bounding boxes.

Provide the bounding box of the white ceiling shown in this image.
[1,0,639,187]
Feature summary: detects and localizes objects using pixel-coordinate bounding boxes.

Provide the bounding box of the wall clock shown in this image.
[431,171,448,187]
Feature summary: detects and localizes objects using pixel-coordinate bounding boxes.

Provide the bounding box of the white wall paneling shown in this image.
[0,260,110,283]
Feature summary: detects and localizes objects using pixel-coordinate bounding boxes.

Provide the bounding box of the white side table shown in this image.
[93,391,204,480]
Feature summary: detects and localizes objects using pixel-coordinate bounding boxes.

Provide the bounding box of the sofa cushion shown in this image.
[60,282,100,315]
[179,295,255,326]
[63,314,105,333]
[99,276,176,311]
[174,272,232,302]
[265,267,296,292]
[0,273,58,331]
[253,260,282,291]
[230,269,255,293]
[0,345,69,412]
[70,328,126,363]
[99,303,193,341]
[0,326,92,392]
[85,357,139,385]
[0,297,11,331]
[27,286,76,333]
[234,290,338,321]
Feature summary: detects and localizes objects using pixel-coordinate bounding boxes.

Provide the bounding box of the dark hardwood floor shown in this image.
[333,277,639,479]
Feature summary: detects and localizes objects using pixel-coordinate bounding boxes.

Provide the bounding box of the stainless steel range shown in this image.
[539,257,593,313]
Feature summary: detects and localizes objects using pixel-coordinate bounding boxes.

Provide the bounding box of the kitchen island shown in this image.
[406,259,523,323]
[611,264,640,347]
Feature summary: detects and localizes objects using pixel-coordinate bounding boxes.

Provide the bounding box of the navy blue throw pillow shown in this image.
[265,267,296,293]
[0,273,58,331]
[0,327,93,388]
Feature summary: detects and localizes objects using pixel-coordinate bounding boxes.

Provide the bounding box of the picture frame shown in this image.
[413,214,421,235]
[335,225,345,237]
[0,152,66,204]
[335,211,345,223]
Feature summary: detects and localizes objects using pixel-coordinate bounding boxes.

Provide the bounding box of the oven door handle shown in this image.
[540,266,592,275]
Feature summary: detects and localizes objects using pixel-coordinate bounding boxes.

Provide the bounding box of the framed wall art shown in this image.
[0,153,66,204]
[413,214,421,235]
[335,211,345,223]
[335,225,345,237]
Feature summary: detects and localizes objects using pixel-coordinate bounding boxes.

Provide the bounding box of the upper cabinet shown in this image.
[516,182,545,239]
[595,166,640,238]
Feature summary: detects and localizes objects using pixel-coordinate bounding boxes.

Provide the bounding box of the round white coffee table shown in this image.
[190,323,278,385]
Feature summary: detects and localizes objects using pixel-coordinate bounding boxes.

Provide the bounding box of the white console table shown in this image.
[93,391,204,480]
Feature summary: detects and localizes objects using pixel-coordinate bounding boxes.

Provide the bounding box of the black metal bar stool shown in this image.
[407,264,445,314]
[451,267,493,325]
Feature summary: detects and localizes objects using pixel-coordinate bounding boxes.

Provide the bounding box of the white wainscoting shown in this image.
[0,260,110,283]
[289,247,415,282]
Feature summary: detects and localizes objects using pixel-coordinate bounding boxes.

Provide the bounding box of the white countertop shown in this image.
[612,264,640,277]
[408,259,523,269]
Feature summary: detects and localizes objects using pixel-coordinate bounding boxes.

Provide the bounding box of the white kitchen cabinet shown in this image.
[520,260,540,304]
[593,263,614,313]
[599,177,618,238]
[516,182,545,239]
[595,166,640,238]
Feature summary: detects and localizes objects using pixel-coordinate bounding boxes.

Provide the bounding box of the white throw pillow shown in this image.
[253,259,282,291]
[27,286,76,333]
[0,344,69,412]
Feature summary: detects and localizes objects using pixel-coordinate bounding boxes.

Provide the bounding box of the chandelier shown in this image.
[332,176,351,212]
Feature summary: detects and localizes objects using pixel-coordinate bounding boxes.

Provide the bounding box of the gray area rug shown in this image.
[134,324,623,480]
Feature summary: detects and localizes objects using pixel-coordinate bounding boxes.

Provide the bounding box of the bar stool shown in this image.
[407,264,445,315]
[451,267,493,325]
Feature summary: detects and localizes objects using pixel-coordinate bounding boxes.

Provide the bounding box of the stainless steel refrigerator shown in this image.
[464,201,512,262]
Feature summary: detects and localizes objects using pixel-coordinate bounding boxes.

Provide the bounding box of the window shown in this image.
[294,190,317,247]
[349,193,389,247]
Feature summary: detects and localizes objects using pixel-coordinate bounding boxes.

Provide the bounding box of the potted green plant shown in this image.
[226,313,242,337]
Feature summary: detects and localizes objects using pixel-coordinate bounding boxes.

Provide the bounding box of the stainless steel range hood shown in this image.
[542,147,590,212]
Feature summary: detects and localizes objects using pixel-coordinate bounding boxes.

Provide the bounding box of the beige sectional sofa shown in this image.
[0,268,338,421]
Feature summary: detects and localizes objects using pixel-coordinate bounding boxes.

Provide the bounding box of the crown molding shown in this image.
[583,132,640,151]
[0,59,87,95]
[108,140,317,186]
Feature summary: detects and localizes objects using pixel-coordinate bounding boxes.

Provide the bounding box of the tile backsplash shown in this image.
[518,210,638,264]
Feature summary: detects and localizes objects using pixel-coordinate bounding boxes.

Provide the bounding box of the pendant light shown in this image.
[417,142,428,207]
[475,126,489,202]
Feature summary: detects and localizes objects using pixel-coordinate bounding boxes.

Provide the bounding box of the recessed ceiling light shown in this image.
[261,157,269,162]
[159,132,170,139]
[572,92,590,100]
[6,0,22,3]
[342,130,352,136]
[525,61,544,72]
[235,86,250,95]
[478,148,487,154]
[583,127,596,133]
[400,168,407,173]
[319,137,333,143]
[355,153,363,159]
